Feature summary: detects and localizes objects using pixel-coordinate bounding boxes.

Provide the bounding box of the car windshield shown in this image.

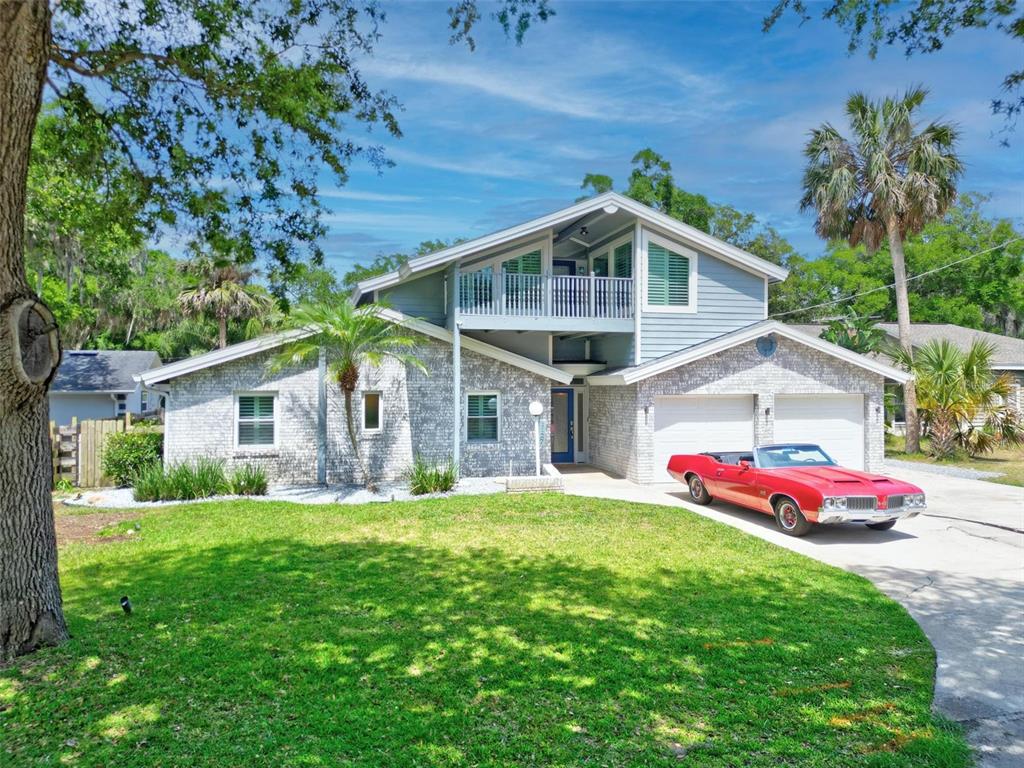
[756,444,836,468]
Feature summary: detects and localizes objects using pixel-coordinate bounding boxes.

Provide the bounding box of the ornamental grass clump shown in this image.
[228,463,268,496]
[131,458,230,501]
[407,456,457,495]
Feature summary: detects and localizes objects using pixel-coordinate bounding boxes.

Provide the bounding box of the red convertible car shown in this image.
[667,443,926,536]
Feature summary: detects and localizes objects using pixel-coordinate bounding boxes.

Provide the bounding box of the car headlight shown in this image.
[823,496,847,510]
[908,493,926,508]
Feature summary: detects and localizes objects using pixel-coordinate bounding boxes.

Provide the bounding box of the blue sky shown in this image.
[319,0,1023,277]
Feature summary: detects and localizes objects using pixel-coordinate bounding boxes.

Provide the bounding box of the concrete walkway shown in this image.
[561,465,1024,767]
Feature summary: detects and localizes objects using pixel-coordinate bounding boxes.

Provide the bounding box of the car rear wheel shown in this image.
[774,497,812,537]
[866,520,897,531]
[687,474,713,505]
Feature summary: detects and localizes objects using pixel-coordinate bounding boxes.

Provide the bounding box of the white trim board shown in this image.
[587,320,913,385]
[137,309,573,386]
[352,192,789,300]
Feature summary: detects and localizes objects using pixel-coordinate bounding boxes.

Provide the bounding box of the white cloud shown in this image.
[318,188,423,203]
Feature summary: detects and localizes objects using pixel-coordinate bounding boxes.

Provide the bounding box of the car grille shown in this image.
[845,496,878,512]
[885,495,905,509]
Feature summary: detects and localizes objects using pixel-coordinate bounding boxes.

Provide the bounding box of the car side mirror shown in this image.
[739,460,751,471]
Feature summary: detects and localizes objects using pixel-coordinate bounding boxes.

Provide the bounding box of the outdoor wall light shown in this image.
[764,407,771,417]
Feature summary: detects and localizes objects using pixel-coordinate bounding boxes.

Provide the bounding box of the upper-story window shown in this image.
[502,249,541,275]
[645,234,696,312]
[591,236,632,278]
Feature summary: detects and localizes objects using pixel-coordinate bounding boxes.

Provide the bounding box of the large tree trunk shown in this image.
[0,0,68,660]
[218,316,227,349]
[342,386,373,491]
[888,227,921,454]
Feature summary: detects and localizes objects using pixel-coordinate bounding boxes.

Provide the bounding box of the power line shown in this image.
[769,237,1023,320]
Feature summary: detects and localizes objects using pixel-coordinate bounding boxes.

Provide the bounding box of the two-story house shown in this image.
[139,192,909,485]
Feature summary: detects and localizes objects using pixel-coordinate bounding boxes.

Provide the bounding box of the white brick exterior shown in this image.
[164,336,550,484]
[588,336,886,483]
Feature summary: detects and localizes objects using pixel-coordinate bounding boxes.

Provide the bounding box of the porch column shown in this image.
[451,262,462,477]
[317,345,327,485]
[452,320,461,476]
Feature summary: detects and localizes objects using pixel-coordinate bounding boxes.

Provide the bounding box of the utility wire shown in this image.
[769,237,1023,320]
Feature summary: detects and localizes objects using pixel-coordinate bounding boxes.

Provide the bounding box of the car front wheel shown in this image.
[687,474,713,505]
[866,520,897,531]
[774,497,812,537]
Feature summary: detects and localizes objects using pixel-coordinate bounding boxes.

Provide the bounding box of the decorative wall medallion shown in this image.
[755,334,777,358]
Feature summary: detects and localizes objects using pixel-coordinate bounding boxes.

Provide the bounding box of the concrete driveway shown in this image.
[561,465,1024,767]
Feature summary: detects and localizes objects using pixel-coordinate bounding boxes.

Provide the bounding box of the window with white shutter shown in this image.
[646,242,692,309]
[237,394,276,446]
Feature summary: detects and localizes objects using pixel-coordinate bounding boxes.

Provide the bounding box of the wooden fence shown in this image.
[49,414,133,488]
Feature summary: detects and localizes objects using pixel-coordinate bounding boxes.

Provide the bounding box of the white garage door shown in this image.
[774,394,865,470]
[653,395,754,481]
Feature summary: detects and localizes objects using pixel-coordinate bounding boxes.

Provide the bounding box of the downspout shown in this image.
[317,345,327,485]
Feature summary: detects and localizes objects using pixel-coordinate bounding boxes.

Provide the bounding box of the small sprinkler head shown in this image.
[120,596,132,615]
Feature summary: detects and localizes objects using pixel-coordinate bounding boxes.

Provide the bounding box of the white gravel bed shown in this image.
[62,476,506,509]
[885,458,1006,481]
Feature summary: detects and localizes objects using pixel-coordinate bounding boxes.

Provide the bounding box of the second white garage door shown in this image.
[774,394,865,470]
[653,395,754,481]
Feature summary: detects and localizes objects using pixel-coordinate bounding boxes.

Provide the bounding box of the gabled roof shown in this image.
[137,310,573,387]
[789,322,1024,371]
[587,320,912,385]
[353,191,789,298]
[52,350,161,393]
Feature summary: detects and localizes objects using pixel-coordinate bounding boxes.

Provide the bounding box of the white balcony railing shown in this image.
[458,271,633,320]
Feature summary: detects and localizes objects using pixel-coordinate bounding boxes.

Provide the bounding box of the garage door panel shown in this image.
[653,395,753,481]
[775,394,864,470]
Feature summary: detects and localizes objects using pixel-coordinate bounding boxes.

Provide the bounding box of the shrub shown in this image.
[407,456,457,495]
[228,463,268,496]
[103,431,164,486]
[132,461,167,502]
[131,458,229,502]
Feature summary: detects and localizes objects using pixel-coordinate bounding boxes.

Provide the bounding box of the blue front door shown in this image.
[551,388,574,464]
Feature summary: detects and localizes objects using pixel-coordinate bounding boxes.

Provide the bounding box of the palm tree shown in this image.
[177,256,276,349]
[802,87,963,453]
[270,301,426,489]
[890,339,1023,459]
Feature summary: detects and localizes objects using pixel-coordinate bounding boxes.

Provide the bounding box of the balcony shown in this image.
[457,272,634,332]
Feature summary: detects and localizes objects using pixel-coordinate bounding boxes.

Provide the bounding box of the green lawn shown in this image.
[2,496,969,767]
[887,433,1024,486]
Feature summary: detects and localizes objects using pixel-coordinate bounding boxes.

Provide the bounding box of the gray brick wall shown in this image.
[589,336,886,483]
[164,336,551,484]
[588,384,640,481]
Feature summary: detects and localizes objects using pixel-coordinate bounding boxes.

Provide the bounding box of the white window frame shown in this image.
[361,390,383,433]
[465,391,501,443]
[641,229,699,314]
[607,232,634,278]
[234,391,279,450]
[461,237,551,276]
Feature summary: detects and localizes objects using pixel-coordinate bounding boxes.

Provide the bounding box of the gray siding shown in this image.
[164,336,551,484]
[48,393,116,425]
[380,271,446,324]
[640,253,764,362]
[552,337,585,361]
[465,331,549,363]
[590,333,634,368]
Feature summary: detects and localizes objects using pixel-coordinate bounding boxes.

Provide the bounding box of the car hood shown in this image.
[764,466,922,495]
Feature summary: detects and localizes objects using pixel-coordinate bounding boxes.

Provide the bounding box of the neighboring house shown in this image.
[139,192,909,485]
[791,323,1024,418]
[49,350,163,426]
